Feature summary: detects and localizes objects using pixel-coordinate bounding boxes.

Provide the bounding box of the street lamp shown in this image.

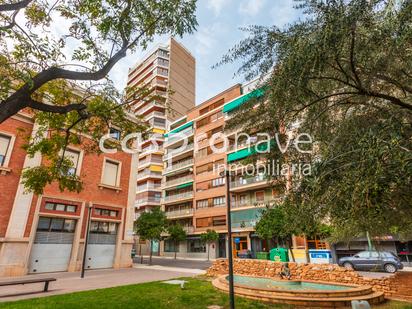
[81,202,93,278]
[222,169,235,309]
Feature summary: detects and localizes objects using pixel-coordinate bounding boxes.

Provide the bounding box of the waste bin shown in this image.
[256,252,269,260]
[308,249,332,264]
[270,248,289,262]
[131,248,136,258]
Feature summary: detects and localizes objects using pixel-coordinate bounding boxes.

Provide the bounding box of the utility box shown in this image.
[270,248,289,262]
[256,252,269,260]
[309,249,333,264]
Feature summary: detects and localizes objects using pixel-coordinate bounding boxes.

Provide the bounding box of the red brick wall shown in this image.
[1,114,134,242]
[0,116,33,237]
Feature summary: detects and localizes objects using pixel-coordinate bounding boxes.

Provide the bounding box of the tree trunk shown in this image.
[287,238,296,262]
[207,243,210,261]
[174,240,177,259]
[149,240,153,265]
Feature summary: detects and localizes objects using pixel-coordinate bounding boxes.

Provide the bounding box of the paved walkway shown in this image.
[133,256,212,270]
[0,267,200,302]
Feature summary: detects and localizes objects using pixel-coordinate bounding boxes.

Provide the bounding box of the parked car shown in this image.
[338,251,403,273]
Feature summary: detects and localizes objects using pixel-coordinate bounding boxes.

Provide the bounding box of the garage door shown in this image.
[85,221,117,269]
[29,217,76,273]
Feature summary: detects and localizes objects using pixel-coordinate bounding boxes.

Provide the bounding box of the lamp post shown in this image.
[81,202,92,278]
[224,169,235,309]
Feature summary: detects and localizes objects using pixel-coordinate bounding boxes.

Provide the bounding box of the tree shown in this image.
[218,0,412,241]
[167,224,187,259]
[0,0,197,193]
[255,205,296,262]
[134,207,167,265]
[200,229,218,261]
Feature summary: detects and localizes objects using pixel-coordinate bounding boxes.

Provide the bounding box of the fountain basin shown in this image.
[212,274,385,307]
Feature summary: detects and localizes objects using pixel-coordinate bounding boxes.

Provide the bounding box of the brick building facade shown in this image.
[0,112,138,277]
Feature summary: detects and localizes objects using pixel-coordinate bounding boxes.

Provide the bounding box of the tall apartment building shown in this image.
[160,83,277,260]
[126,38,195,255]
[0,111,138,277]
[160,80,319,260]
[127,38,195,216]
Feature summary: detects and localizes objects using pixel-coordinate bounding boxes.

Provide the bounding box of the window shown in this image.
[213,216,226,226]
[90,221,118,234]
[0,134,11,166]
[164,239,179,252]
[255,191,265,202]
[94,208,119,217]
[37,217,76,233]
[64,149,80,176]
[210,111,223,122]
[196,199,208,209]
[213,196,225,206]
[196,217,210,227]
[102,160,120,187]
[196,181,209,192]
[357,251,371,258]
[187,239,206,253]
[197,147,208,159]
[44,202,77,213]
[212,177,225,187]
[110,128,121,140]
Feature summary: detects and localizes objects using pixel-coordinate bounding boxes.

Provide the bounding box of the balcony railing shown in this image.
[166,208,194,218]
[163,175,193,188]
[165,129,194,145]
[135,197,161,206]
[137,170,162,179]
[163,191,193,203]
[164,158,193,173]
[231,195,286,209]
[136,183,162,192]
[166,143,194,158]
[183,226,195,233]
[230,174,266,188]
[138,101,164,115]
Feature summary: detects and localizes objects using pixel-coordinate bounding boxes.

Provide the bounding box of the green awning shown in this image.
[164,121,193,137]
[175,181,193,189]
[227,147,253,163]
[223,87,266,113]
[227,140,273,163]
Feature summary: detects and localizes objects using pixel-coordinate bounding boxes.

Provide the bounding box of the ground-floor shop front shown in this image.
[0,197,133,277]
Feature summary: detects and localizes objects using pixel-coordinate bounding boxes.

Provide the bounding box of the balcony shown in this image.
[183,226,195,234]
[163,158,193,174]
[135,197,161,207]
[231,196,285,210]
[137,101,164,115]
[137,170,163,179]
[140,145,163,157]
[164,128,194,147]
[166,143,194,158]
[166,208,194,219]
[230,174,268,192]
[163,191,194,204]
[163,175,193,188]
[136,183,161,192]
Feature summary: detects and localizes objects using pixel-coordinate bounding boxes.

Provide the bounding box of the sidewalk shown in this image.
[0,267,198,302]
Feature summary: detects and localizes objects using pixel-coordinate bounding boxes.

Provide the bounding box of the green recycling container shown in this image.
[256,252,269,260]
[269,247,289,262]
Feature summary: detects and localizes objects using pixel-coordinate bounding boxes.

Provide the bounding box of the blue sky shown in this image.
[111,0,303,105]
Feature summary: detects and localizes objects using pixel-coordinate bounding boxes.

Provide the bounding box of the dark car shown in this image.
[338,251,404,273]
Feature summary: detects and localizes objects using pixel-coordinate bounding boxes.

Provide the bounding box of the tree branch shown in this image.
[27,98,87,114]
[0,0,32,12]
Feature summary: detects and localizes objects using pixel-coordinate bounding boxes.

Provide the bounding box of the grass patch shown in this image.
[0,277,411,309]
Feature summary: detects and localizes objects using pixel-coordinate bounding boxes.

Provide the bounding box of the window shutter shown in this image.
[0,135,11,164]
[103,161,119,186]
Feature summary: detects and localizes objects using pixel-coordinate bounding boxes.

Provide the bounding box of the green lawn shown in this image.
[0,277,411,309]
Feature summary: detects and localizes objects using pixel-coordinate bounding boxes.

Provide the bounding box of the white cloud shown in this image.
[238,0,266,17]
[269,0,299,28]
[206,0,231,16]
[193,22,224,56]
